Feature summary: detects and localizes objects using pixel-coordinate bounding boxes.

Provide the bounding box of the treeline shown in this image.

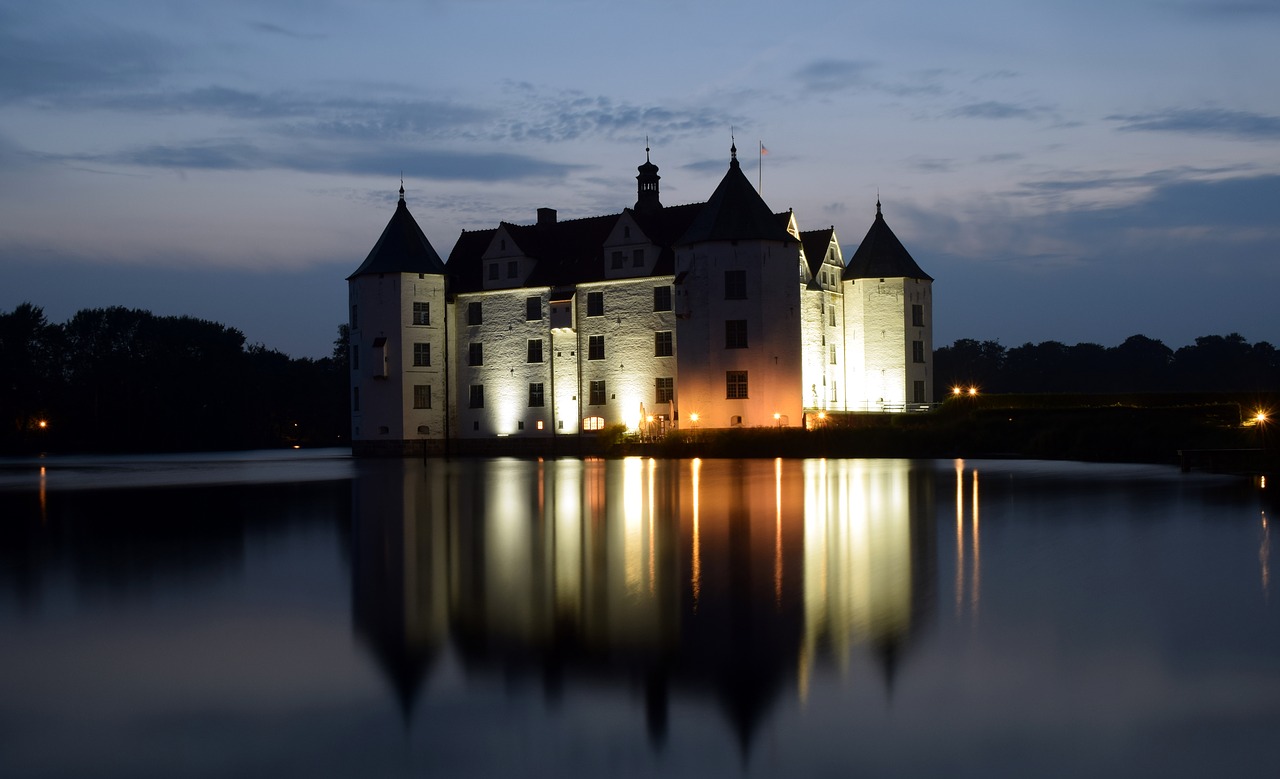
[1,303,348,454]
[935,334,1280,396]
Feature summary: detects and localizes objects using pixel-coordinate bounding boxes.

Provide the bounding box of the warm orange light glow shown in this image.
[689,412,699,423]
[773,412,781,421]
[952,386,963,395]
[37,420,48,429]
[817,411,826,420]
[646,415,654,424]
[1256,410,1269,424]
[968,386,978,396]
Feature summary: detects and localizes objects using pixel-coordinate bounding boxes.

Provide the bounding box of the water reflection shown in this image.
[351,457,936,752]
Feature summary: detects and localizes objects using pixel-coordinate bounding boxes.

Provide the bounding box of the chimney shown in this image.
[537,207,557,227]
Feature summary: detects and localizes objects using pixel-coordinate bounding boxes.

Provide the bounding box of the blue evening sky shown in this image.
[2,0,1278,357]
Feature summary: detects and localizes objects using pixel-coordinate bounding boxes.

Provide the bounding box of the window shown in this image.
[829,306,836,327]
[588,335,605,361]
[912,304,924,327]
[353,387,360,412]
[507,260,518,278]
[914,380,925,403]
[529,382,545,407]
[467,302,482,325]
[469,342,483,366]
[587,291,604,316]
[725,319,748,349]
[351,345,359,371]
[413,301,430,325]
[725,270,747,300]
[526,296,542,321]
[413,385,431,409]
[913,340,925,363]
[488,263,498,281]
[350,305,358,329]
[469,384,484,408]
[726,370,749,399]
[583,416,605,431]
[633,249,644,267]
[653,286,672,312]
[413,342,430,367]
[656,377,674,404]
[655,331,673,357]
[611,251,625,269]
[829,344,837,365]
[527,338,543,363]
[589,380,606,405]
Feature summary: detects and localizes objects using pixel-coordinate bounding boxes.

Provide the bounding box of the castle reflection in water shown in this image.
[352,457,937,750]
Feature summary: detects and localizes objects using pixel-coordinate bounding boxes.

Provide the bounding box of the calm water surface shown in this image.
[0,451,1275,778]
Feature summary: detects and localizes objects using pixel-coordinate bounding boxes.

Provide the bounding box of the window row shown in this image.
[459,287,673,326]
[609,249,646,269]
[463,379,675,409]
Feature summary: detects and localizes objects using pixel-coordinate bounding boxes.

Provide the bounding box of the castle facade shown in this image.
[347,145,932,455]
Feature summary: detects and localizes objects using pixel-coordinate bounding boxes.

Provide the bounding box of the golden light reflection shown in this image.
[39,465,48,523]
[953,459,981,620]
[955,458,964,615]
[775,458,784,607]
[691,458,702,610]
[624,457,644,597]
[971,468,981,616]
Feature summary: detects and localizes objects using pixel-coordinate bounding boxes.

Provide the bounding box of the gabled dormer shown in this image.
[801,227,844,290]
[481,223,534,289]
[602,210,656,279]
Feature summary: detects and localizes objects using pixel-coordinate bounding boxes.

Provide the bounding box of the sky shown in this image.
[2,0,1278,359]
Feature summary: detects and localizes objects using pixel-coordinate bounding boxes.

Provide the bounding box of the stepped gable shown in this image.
[676,144,794,246]
[801,227,836,281]
[844,201,932,281]
[348,186,447,279]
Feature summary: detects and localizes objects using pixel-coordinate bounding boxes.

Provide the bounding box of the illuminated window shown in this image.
[468,384,484,408]
[469,342,483,366]
[413,385,431,409]
[656,377,674,403]
[725,270,746,300]
[527,338,543,363]
[583,416,605,431]
[725,319,748,349]
[413,342,430,367]
[587,291,604,316]
[588,335,604,361]
[467,302,482,325]
[655,331,673,357]
[589,380,606,405]
[653,286,672,312]
[829,344,837,364]
[829,306,836,327]
[526,296,542,321]
[529,383,544,407]
[413,301,430,325]
[726,370,748,399]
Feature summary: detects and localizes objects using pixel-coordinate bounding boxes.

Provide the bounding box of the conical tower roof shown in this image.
[677,143,794,245]
[844,201,932,281]
[347,186,446,279]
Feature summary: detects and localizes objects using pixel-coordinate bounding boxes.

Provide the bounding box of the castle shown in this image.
[347,144,932,455]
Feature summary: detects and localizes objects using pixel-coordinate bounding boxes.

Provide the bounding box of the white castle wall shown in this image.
[349,272,448,445]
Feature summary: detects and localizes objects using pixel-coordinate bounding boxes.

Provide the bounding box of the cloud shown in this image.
[793,59,876,92]
[56,141,582,182]
[951,101,1043,120]
[247,21,326,40]
[494,87,738,144]
[0,20,171,103]
[1179,1,1280,18]
[1107,108,1280,140]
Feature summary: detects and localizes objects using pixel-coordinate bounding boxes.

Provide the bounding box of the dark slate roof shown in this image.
[844,202,932,281]
[347,191,447,279]
[800,228,836,278]
[446,204,706,294]
[676,150,794,245]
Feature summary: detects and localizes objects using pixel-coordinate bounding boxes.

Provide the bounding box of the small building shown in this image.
[347,144,932,455]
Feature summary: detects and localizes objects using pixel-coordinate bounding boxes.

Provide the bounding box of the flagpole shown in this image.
[758,141,763,194]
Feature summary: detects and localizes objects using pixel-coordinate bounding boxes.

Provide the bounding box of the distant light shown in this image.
[817,411,826,420]
[536,420,544,430]
[1255,410,1269,424]
[773,412,781,421]
[689,412,699,423]
[292,445,301,450]
[952,386,963,395]
[968,387,978,396]
[646,415,654,423]
[37,420,48,429]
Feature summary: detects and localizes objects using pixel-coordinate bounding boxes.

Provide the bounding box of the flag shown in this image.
[760,143,769,155]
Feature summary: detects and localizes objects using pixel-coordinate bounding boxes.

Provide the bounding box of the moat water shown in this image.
[0,451,1275,778]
